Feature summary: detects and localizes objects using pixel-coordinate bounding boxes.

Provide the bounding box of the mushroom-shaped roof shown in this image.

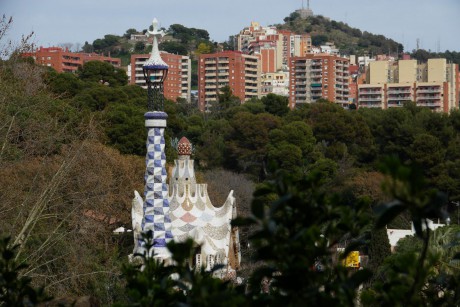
[177,137,192,156]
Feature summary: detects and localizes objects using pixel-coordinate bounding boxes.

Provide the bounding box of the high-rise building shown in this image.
[358,59,459,112]
[23,46,121,73]
[236,23,311,73]
[198,51,260,111]
[289,54,350,108]
[130,53,191,102]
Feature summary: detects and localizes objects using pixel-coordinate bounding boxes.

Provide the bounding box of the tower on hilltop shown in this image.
[298,0,314,18]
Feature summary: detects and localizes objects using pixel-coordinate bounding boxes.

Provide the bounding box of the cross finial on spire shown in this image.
[147,18,165,40]
[144,17,168,69]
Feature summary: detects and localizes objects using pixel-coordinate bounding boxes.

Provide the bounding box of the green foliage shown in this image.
[124,28,138,39]
[159,41,188,56]
[105,102,145,155]
[363,158,458,305]
[215,85,241,111]
[168,24,210,43]
[267,121,316,179]
[0,236,50,305]
[45,69,84,98]
[73,86,128,111]
[260,93,289,116]
[92,34,121,53]
[238,170,372,305]
[367,227,392,272]
[134,41,146,53]
[226,112,281,176]
[195,42,213,56]
[118,232,245,307]
[78,61,128,87]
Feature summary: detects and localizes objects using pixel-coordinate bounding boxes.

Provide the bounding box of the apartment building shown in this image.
[130,52,191,102]
[261,71,289,97]
[236,22,311,72]
[278,30,312,69]
[289,54,350,109]
[358,59,459,112]
[23,46,121,73]
[198,51,260,111]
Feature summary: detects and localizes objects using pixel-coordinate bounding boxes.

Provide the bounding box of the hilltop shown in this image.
[278,12,403,56]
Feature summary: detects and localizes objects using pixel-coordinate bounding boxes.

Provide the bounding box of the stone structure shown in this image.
[131,18,240,276]
[169,137,241,276]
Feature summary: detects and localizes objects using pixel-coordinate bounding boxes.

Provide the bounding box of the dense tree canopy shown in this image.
[78,61,128,86]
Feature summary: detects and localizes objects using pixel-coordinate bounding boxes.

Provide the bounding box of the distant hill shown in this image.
[278,12,460,64]
[278,12,403,56]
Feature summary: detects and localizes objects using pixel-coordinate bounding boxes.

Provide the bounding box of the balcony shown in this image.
[417,88,441,93]
[416,94,441,99]
[388,96,412,102]
[245,65,258,71]
[416,101,442,108]
[359,90,382,94]
[387,89,412,94]
[245,84,258,90]
[359,97,383,102]
[388,101,405,107]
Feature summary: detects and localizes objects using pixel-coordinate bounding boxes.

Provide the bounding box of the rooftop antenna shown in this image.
[302,0,304,9]
[307,0,310,10]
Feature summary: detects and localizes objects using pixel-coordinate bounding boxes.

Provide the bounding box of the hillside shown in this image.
[279,12,403,56]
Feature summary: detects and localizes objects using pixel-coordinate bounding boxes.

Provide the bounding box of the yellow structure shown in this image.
[343,251,360,268]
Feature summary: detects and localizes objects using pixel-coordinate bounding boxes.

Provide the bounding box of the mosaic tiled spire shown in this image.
[139,18,172,258]
[142,112,173,258]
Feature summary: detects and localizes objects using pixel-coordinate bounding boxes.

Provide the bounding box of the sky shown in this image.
[2,0,460,54]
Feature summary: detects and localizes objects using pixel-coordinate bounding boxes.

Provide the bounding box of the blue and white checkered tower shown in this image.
[141,18,173,258]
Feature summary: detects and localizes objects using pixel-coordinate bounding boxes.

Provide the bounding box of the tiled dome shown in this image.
[177,136,192,155]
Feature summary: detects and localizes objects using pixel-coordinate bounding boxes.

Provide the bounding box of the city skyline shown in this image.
[2,0,460,54]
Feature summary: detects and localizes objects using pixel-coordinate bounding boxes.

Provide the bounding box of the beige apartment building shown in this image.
[261,71,290,97]
[198,51,260,111]
[358,58,459,112]
[289,54,350,109]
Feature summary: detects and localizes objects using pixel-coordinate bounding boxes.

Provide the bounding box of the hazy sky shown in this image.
[2,0,459,53]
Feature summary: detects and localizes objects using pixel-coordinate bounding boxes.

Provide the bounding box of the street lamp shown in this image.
[143,18,168,112]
